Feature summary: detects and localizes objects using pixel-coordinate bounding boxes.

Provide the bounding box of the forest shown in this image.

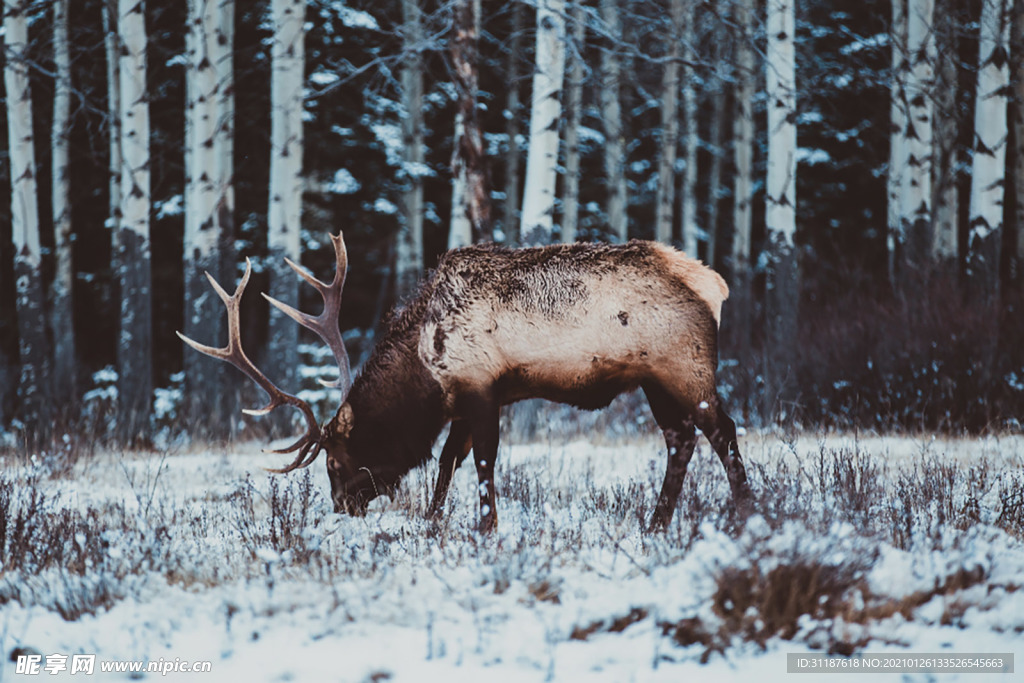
[2,0,1023,448]
[4,2,1024,676]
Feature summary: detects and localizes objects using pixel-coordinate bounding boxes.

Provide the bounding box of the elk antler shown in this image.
[262,232,353,395]
[176,260,325,473]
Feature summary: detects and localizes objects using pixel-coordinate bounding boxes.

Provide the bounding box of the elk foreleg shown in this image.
[461,393,500,534]
[429,420,473,519]
[695,398,753,516]
[644,383,699,532]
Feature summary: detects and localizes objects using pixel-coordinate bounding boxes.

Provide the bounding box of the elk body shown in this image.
[180,233,752,533]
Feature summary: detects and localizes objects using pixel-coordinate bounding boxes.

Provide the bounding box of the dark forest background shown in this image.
[2,0,1023,450]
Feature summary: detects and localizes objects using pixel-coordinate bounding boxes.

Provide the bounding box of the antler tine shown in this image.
[262,232,353,394]
[177,259,325,473]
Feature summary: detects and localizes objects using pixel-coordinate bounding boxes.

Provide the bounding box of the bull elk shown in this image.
[179,232,752,532]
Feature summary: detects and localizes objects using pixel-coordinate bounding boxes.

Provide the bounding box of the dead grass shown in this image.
[1,431,1021,655]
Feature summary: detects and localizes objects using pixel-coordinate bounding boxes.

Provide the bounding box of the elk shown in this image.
[179,232,752,532]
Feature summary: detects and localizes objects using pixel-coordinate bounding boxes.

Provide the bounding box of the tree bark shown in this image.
[599,0,628,243]
[765,0,800,416]
[705,28,729,269]
[681,0,698,256]
[967,0,1014,306]
[448,0,493,248]
[5,0,50,438]
[898,0,936,285]
[561,1,585,244]
[266,0,306,430]
[503,0,525,244]
[728,0,756,369]
[655,0,683,245]
[931,0,959,263]
[397,0,425,300]
[520,0,566,246]
[887,0,907,286]
[1012,0,1024,287]
[103,0,122,242]
[51,0,77,403]
[183,0,234,436]
[117,0,153,443]
[216,0,235,276]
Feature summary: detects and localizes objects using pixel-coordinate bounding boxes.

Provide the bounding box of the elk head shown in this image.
[177,233,374,514]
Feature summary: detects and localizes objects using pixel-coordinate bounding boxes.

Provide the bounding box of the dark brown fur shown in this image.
[324,240,752,532]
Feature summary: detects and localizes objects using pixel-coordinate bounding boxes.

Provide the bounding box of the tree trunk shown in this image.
[728,0,756,370]
[655,0,683,245]
[764,0,800,417]
[183,0,222,429]
[51,0,77,404]
[931,0,959,263]
[560,1,585,244]
[599,0,628,243]
[117,0,153,443]
[103,0,122,243]
[503,0,525,244]
[705,29,729,269]
[1012,1,1024,287]
[898,0,936,285]
[680,0,698,256]
[520,0,566,246]
[183,0,234,436]
[216,0,235,278]
[448,0,493,248]
[887,0,907,286]
[397,0,425,301]
[5,0,50,439]
[967,0,1014,306]
[267,0,306,432]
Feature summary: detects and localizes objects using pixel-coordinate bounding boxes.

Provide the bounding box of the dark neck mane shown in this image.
[345,285,447,483]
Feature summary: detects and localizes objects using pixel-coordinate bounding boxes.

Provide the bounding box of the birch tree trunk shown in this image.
[898,0,936,284]
[397,0,425,300]
[655,0,683,245]
[729,0,756,367]
[931,0,959,263]
[764,0,800,414]
[504,0,524,244]
[103,0,122,242]
[967,0,1014,306]
[183,0,234,435]
[117,0,153,442]
[887,0,907,286]
[51,0,77,402]
[448,0,492,248]
[184,0,221,424]
[599,0,628,243]
[681,1,699,256]
[216,0,235,277]
[520,0,566,246]
[266,0,306,421]
[561,1,585,244]
[5,0,50,437]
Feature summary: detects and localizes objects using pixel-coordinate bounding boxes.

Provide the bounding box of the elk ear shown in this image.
[332,402,355,439]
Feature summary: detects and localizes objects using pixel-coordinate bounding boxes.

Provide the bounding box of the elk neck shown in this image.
[344,290,448,481]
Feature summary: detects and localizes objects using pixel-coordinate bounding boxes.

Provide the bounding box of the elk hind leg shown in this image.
[643,382,699,533]
[694,397,753,515]
[429,419,473,519]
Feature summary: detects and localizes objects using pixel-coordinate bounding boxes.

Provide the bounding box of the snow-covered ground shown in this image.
[1,431,1022,682]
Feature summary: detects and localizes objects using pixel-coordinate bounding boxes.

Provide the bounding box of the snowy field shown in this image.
[1,428,1023,682]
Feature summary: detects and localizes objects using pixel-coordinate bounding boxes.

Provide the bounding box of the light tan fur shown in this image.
[418,241,726,414]
[650,243,729,327]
